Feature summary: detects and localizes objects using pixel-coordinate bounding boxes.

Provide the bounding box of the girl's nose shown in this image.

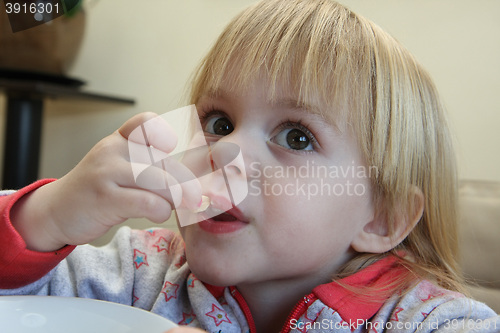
[207,140,249,206]
[208,141,244,177]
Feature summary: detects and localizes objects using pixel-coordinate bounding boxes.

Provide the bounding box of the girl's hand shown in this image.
[11,112,202,252]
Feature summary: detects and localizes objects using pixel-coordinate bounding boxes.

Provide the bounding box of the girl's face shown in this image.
[179,77,376,287]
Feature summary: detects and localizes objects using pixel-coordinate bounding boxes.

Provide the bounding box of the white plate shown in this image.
[0,296,177,333]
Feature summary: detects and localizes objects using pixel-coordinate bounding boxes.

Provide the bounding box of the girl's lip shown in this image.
[204,194,249,223]
[198,219,247,234]
[197,194,249,234]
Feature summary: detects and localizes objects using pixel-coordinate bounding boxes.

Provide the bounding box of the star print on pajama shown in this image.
[205,304,232,326]
[161,281,179,302]
[175,254,187,268]
[133,249,148,269]
[391,307,404,321]
[179,310,196,325]
[187,274,199,288]
[153,237,170,253]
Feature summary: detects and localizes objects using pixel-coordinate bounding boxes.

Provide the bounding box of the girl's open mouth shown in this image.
[197,195,248,234]
[211,211,237,222]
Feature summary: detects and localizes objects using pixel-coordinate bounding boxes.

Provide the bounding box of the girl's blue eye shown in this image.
[204,116,234,136]
[273,127,314,151]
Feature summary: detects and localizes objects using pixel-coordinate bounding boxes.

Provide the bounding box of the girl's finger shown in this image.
[116,112,202,211]
[111,187,174,224]
[118,112,157,138]
[120,112,178,155]
[132,161,202,211]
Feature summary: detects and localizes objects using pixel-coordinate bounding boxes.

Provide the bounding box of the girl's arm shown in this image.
[0,112,201,289]
[0,182,75,288]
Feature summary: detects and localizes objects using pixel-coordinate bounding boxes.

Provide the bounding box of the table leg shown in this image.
[2,97,43,189]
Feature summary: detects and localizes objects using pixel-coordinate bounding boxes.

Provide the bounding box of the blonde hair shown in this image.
[189,0,464,295]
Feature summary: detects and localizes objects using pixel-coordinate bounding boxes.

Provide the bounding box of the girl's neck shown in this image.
[236,259,349,332]
[238,280,305,332]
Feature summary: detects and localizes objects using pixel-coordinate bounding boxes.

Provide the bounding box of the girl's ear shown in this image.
[351,186,424,253]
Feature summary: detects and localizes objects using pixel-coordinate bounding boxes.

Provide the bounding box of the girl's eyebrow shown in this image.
[274,98,341,132]
[201,88,339,131]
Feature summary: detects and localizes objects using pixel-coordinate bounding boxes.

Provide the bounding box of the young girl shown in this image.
[1,0,499,332]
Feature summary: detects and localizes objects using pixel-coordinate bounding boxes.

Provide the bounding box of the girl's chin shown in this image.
[185,253,242,287]
[190,268,239,287]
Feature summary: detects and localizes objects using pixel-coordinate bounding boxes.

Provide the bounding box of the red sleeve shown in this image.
[0,179,76,289]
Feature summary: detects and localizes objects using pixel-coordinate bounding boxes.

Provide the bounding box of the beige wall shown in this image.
[1,0,499,243]
[344,0,500,182]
